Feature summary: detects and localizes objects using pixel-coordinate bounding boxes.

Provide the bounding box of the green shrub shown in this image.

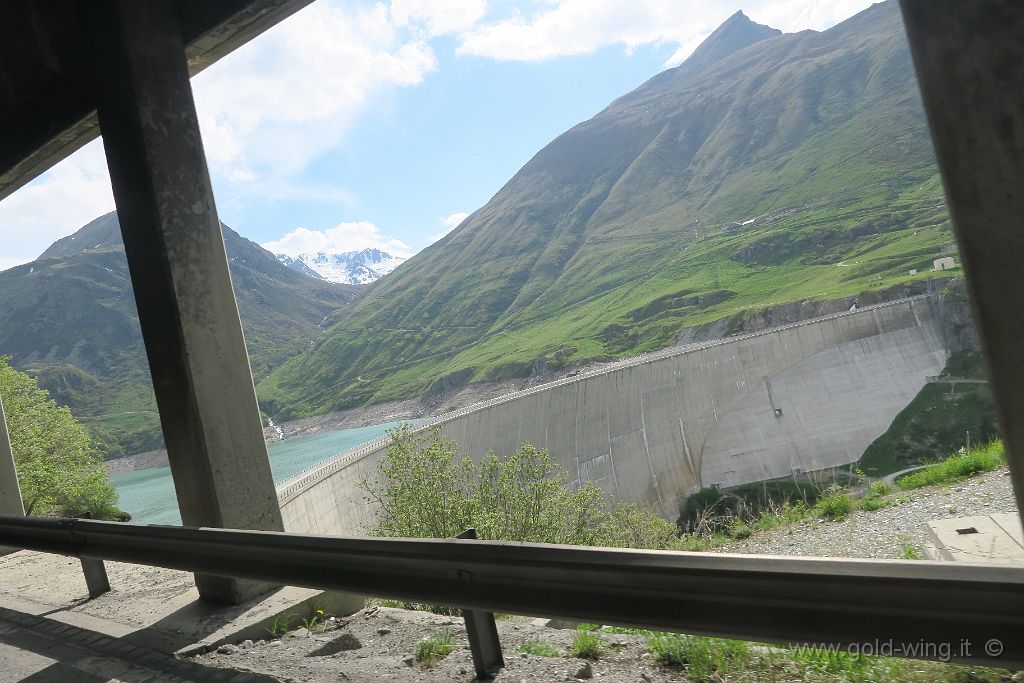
[519,640,561,657]
[815,492,853,520]
[570,629,604,659]
[896,441,1005,489]
[363,426,677,549]
[728,518,751,539]
[647,633,750,681]
[868,481,893,497]
[414,632,453,666]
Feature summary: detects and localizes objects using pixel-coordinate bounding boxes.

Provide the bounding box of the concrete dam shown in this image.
[277,295,947,536]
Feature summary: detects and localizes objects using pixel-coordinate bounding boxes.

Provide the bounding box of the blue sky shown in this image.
[0,0,876,269]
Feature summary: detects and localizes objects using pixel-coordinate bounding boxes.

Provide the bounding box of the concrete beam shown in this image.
[899,0,1024,516]
[81,0,284,604]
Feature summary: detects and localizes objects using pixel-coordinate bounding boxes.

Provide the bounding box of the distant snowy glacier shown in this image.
[276,248,406,285]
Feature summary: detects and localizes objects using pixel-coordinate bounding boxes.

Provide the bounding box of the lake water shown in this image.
[110,421,412,525]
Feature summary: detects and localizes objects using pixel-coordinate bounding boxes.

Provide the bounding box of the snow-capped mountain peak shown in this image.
[276,248,406,285]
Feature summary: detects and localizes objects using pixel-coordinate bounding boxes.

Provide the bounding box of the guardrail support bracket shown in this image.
[457,528,505,679]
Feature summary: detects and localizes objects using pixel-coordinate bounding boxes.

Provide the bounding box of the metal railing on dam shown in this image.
[3,513,1021,667]
[276,294,936,503]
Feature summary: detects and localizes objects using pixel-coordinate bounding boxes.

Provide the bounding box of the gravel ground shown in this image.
[191,468,1019,682]
[192,606,683,683]
[719,467,1018,559]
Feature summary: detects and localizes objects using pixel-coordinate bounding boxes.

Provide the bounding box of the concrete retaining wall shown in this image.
[277,296,946,536]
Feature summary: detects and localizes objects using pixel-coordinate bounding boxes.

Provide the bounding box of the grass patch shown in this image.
[414,632,453,666]
[647,633,750,681]
[519,640,562,657]
[858,496,893,511]
[896,441,1004,489]
[570,629,605,659]
[901,544,923,560]
[265,613,296,639]
[641,632,1009,682]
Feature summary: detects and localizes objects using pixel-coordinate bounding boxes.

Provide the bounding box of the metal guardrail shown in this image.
[276,295,937,504]
[0,514,1020,666]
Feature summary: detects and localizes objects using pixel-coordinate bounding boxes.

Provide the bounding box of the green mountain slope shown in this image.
[0,212,362,455]
[259,1,957,420]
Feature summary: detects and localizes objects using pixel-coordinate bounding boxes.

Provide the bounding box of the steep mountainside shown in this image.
[0,212,362,455]
[260,1,956,420]
[276,248,406,285]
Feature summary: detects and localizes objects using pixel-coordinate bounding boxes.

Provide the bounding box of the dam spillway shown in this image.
[277,295,947,536]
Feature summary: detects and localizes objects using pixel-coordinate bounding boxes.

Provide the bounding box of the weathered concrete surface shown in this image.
[0,549,361,659]
[926,514,1024,564]
[0,395,23,518]
[87,1,284,603]
[278,296,946,535]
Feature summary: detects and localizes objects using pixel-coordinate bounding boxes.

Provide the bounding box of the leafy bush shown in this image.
[519,640,561,657]
[815,492,853,520]
[570,629,604,659]
[363,426,677,549]
[0,357,123,519]
[896,441,1005,489]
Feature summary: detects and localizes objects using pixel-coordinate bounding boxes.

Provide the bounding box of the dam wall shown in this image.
[277,296,947,536]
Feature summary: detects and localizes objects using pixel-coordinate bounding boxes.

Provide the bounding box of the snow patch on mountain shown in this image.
[276,248,406,285]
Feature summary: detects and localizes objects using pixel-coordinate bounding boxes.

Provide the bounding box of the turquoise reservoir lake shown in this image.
[110,421,411,525]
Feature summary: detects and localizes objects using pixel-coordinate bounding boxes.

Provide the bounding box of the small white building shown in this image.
[909,269,918,275]
[933,257,956,271]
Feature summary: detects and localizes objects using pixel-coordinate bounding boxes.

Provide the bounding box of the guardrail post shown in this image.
[81,557,111,598]
[456,528,504,679]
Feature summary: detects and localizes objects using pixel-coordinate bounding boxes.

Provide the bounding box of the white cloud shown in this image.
[263,221,414,258]
[443,211,470,229]
[391,0,488,36]
[427,211,470,243]
[0,140,115,264]
[457,0,875,66]
[192,1,439,182]
[0,257,31,272]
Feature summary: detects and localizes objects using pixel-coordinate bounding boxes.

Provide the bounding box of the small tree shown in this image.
[0,356,122,519]
[365,426,477,538]
[362,426,677,549]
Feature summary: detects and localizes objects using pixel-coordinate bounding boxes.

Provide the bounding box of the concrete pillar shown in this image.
[0,394,23,517]
[899,0,1024,514]
[81,0,284,604]
[0,394,25,556]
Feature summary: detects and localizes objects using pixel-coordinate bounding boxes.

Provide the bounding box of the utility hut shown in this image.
[0,0,1023,673]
